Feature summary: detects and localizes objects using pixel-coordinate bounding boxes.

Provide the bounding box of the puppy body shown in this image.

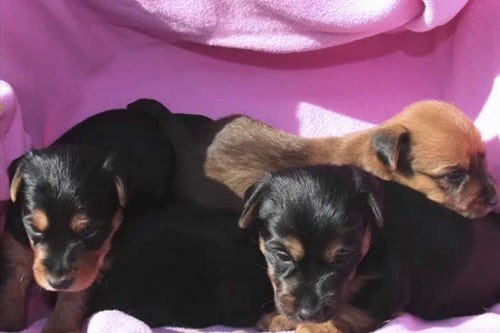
[239,165,490,333]
[52,98,175,209]
[88,205,273,328]
[169,100,497,217]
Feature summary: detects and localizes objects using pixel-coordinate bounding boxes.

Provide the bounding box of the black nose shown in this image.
[297,306,323,322]
[48,277,73,290]
[486,192,498,207]
[484,180,498,207]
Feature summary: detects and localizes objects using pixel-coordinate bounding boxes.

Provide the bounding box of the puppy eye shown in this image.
[444,168,467,184]
[275,251,292,263]
[26,224,43,236]
[79,225,98,237]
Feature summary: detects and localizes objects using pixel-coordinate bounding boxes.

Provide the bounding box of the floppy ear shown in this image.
[371,125,410,171]
[238,177,269,229]
[127,98,172,115]
[352,168,384,228]
[8,152,33,203]
[102,154,128,208]
[9,161,23,203]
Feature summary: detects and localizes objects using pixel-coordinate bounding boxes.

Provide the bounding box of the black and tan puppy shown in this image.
[0,99,175,332]
[0,146,127,332]
[168,100,497,218]
[87,205,273,328]
[238,165,495,333]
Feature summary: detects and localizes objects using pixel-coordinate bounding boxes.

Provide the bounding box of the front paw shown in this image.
[256,311,297,332]
[296,322,341,333]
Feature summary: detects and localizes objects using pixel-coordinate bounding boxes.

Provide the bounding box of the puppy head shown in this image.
[370,100,497,218]
[239,165,383,324]
[8,145,128,292]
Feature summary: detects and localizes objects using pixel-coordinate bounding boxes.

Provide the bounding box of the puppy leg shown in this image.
[0,232,33,330]
[296,321,341,333]
[255,311,297,332]
[43,291,88,333]
[297,305,378,333]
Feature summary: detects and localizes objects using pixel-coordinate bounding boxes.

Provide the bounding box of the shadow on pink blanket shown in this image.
[10,305,500,333]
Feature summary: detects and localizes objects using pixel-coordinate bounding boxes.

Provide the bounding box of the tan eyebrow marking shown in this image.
[31,209,49,232]
[323,238,343,263]
[283,236,304,261]
[70,213,90,233]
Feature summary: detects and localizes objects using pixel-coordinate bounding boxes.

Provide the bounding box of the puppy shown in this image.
[168,100,497,218]
[88,204,273,328]
[238,165,482,333]
[0,99,175,332]
[0,146,127,332]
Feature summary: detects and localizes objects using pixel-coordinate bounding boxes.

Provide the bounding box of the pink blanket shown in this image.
[0,0,499,332]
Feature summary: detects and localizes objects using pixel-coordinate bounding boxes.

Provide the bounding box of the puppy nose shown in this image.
[297,307,323,322]
[486,191,498,207]
[48,277,73,290]
[487,195,498,207]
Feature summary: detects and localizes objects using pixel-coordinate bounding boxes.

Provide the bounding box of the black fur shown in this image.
[89,205,273,328]
[52,98,175,208]
[240,164,496,331]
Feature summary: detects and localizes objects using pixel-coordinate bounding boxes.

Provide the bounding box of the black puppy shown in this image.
[88,204,273,328]
[239,165,480,333]
[0,99,175,332]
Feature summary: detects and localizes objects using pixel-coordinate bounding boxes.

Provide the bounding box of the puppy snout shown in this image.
[295,293,328,323]
[47,276,73,290]
[482,175,497,207]
[297,306,325,322]
[485,186,498,207]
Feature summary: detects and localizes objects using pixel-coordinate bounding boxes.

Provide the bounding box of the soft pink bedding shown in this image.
[0,0,499,332]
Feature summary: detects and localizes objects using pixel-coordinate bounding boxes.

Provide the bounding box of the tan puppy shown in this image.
[169,100,497,218]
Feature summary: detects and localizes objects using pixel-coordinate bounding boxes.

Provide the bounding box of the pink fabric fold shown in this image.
[82,0,468,52]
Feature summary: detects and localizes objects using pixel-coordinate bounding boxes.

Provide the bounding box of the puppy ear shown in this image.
[352,168,384,228]
[9,161,23,203]
[8,152,33,203]
[238,177,269,229]
[102,154,128,208]
[371,125,410,171]
[127,98,172,115]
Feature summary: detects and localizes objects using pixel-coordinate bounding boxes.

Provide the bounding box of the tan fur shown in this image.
[255,305,377,333]
[33,209,123,292]
[70,213,90,233]
[283,236,305,262]
[0,232,34,331]
[9,167,23,203]
[169,100,496,217]
[323,239,343,263]
[43,291,87,333]
[31,209,49,232]
[256,311,297,332]
[297,304,377,333]
[114,177,127,208]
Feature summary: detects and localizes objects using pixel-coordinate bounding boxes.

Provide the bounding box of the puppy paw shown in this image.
[256,311,297,332]
[296,322,341,333]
